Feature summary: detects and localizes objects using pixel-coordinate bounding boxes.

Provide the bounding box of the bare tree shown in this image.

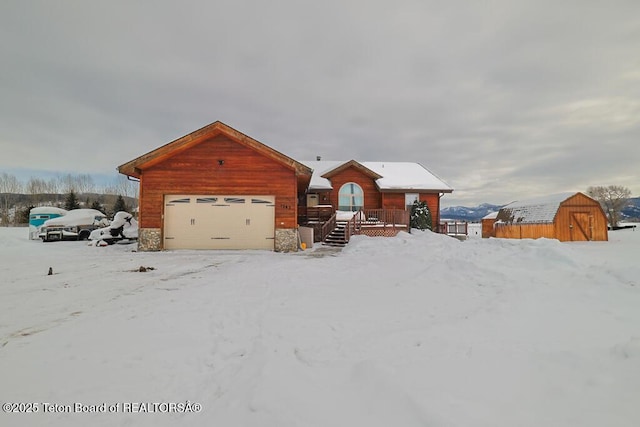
[26,177,48,206]
[76,173,96,194]
[58,173,78,194]
[105,175,138,199]
[46,177,60,194]
[45,177,62,205]
[26,177,48,194]
[587,185,632,228]
[0,173,23,226]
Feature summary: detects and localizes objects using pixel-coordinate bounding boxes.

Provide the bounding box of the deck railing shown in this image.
[298,205,334,223]
[304,207,469,238]
[343,209,410,241]
[438,221,468,235]
[359,209,410,228]
[343,213,360,242]
[302,207,412,243]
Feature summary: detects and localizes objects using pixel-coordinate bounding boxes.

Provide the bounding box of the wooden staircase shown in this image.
[323,221,348,247]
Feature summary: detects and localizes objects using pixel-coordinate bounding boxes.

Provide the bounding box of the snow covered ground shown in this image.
[1,226,639,427]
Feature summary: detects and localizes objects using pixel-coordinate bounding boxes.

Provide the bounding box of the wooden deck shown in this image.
[299,208,410,244]
[344,209,410,241]
[300,208,468,245]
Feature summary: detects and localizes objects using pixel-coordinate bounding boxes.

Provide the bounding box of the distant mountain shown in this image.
[621,197,640,220]
[441,203,504,222]
[441,197,640,222]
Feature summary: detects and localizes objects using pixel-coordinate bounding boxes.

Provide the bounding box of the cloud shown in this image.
[1,0,639,206]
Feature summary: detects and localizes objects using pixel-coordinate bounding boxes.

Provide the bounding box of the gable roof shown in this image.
[482,211,499,220]
[118,121,313,180]
[496,192,577,224]
[301,160,453,192]
[321,160,383,180]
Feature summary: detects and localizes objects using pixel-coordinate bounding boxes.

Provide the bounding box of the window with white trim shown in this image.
[405,193,419,210]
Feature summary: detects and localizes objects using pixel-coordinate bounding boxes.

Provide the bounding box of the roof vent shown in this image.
[316,156,322,161]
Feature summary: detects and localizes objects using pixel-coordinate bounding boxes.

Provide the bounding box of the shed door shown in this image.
[570,212,592,241]
[163,195,275,249]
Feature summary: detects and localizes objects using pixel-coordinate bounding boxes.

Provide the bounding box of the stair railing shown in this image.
[321,212,337,242]
[344,210,364,242]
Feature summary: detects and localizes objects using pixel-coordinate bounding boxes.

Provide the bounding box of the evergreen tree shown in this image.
[90,200,104,213]
[410,200,433,231]
[112,195,127,214]
[64,190,81,210]
[18,205,35,224]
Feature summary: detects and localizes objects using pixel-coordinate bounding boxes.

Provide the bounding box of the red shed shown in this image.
[492,192,608,241]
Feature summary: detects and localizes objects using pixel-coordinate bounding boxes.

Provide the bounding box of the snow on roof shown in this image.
[301,160,453,192]
[30,207,68,215]
[498,192,576,224]
[43,209,107,227]
[301,160,343,190]
[482,211,499,220]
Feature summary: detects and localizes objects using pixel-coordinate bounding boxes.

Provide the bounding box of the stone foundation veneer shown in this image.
[137,227,297,252]
[138,228,162,251]
[275,228,299,252]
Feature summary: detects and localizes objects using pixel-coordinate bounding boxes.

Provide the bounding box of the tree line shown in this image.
[0,172,137,198]
[0,172,138,226]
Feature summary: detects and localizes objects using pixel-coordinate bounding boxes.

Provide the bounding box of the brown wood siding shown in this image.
[139,134,298,231]
[326,167,381,210]
[482,218,496,238]
[554,207,608,241]
[420,193,441,229]
[561,192,598,207]
[381,193,405,209]
[554,193,608,241]
[495,223,555,239]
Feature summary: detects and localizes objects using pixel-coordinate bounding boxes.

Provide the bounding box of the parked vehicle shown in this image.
[29,207,68,240]
[89,211,138,245]
[39,209,109,242]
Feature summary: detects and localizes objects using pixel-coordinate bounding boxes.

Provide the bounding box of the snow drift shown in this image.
[0,226,638,427]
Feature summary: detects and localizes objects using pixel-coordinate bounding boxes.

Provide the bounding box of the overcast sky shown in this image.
[1,0,638,206]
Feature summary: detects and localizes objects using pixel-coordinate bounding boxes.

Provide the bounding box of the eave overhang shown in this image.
[117,121,313,181]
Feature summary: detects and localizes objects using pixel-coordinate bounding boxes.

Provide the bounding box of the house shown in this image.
[489,192,608,241]
[118,121,312,252]
[299,159,452,239]
[118,121,453,251]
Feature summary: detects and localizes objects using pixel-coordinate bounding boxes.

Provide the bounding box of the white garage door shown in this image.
[164,195,275,250]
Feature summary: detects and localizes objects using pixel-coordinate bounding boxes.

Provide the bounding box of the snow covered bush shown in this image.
[410,200,432,231]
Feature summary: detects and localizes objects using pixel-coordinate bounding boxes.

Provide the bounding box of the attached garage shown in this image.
[117,121,312,252]
[164,195,275,250]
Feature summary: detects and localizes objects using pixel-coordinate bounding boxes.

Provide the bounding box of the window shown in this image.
[197,197,218,204]
[405,193,419,210]
[338,183,364,211]
[224,197,245,204]
[166,198,191,205]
